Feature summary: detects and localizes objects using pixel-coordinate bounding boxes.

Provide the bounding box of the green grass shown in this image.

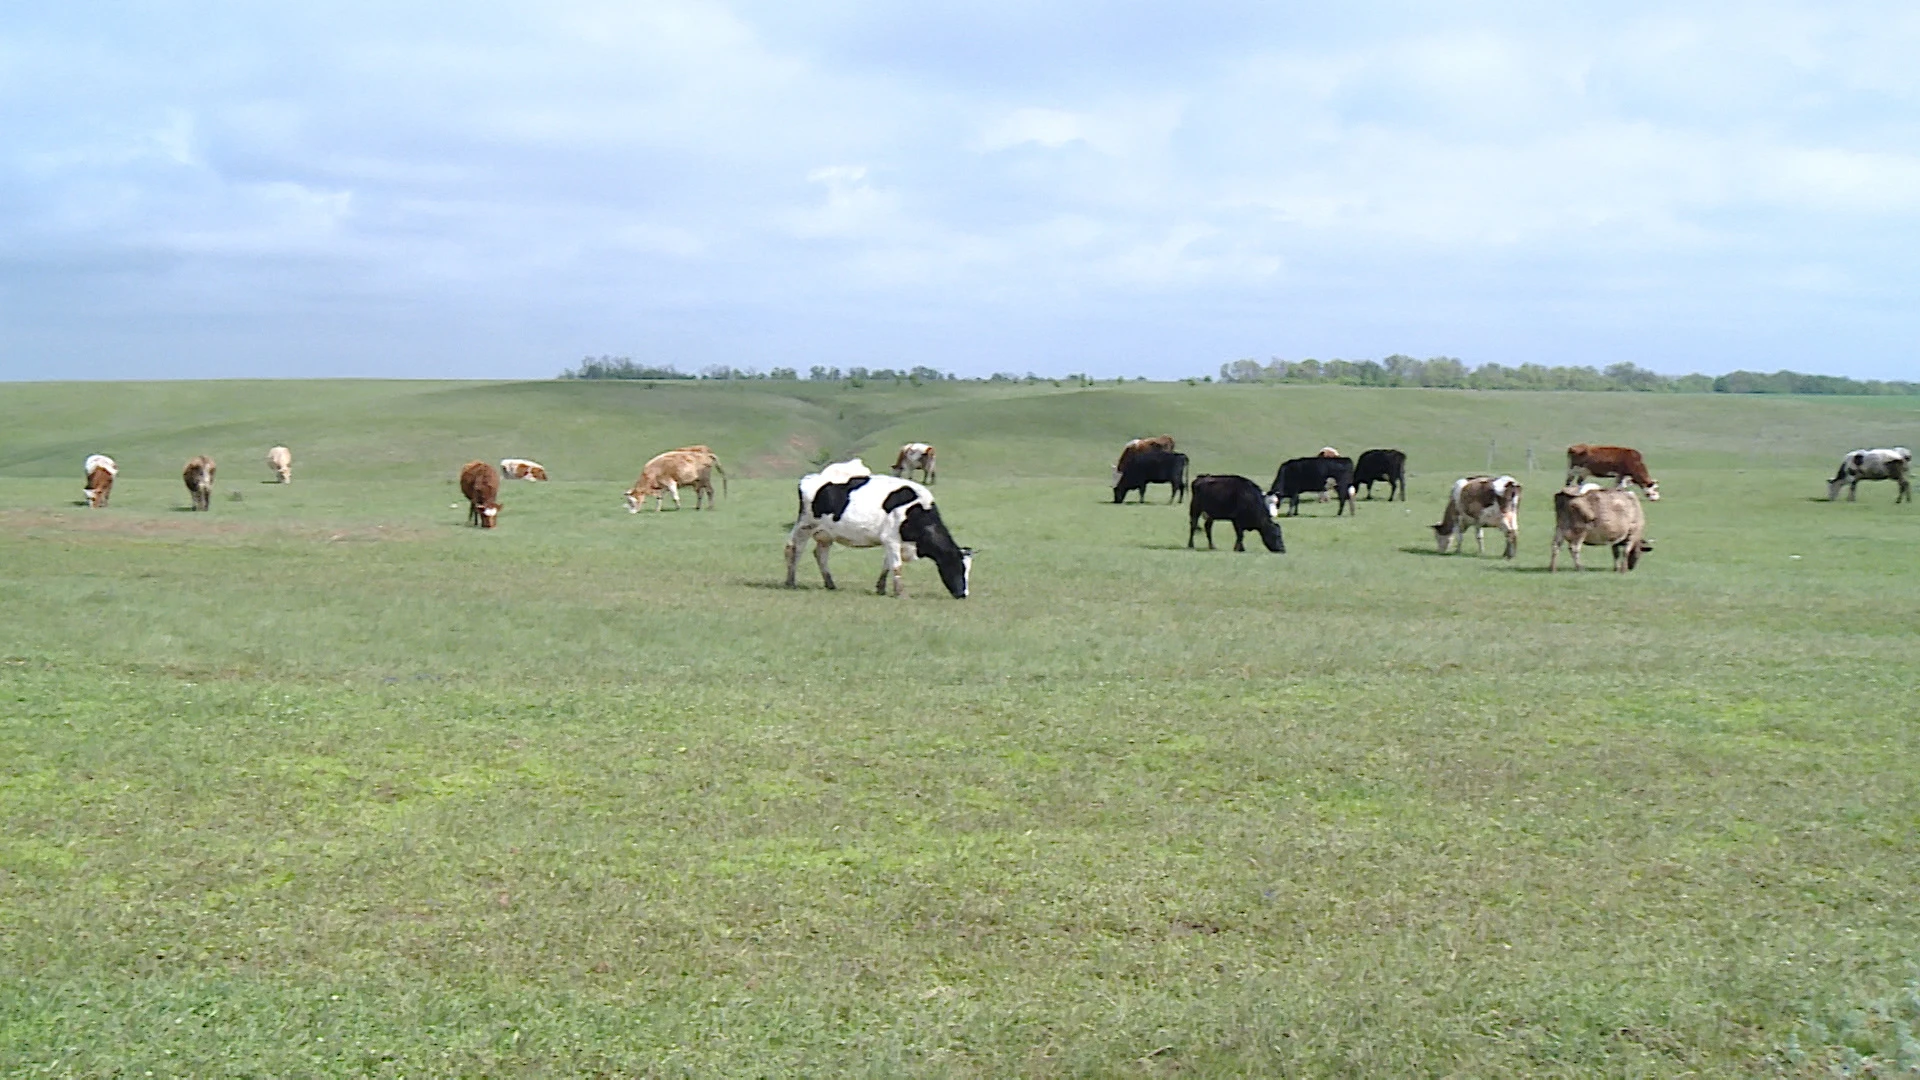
[2,379,1918,1076]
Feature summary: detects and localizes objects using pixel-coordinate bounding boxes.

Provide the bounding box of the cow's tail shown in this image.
[714,460,728,497]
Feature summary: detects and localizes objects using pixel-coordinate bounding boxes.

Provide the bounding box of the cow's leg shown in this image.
[1232,525,1246,552]
[1187,513,1200,548]
[1473,526,1485,556]
[1849,479,1859,502]
[1569,539,1585,571]
[784,526,807,587]
[1207,519,1218,549]
[1502,525,1518,560]
[813,536,836,590]
[1900,476,1913,504]
[878,538,906,597]
[1548,535,1561,571]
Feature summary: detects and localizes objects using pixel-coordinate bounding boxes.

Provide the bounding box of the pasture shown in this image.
[2,378,1918,1077]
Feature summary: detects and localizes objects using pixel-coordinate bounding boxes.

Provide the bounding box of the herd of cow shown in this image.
[70,436,1912,597]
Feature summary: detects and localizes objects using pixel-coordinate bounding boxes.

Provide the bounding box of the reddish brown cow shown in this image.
[182,455,216,511]
[460,461,501,527]
[1566,444,1660,501]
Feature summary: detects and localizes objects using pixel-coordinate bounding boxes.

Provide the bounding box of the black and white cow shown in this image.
[784,461,972,598]
[1269,456,1356,516]
[1113,449,1188,504]
[1829,447,1912,503]
[1432,475,1521,558]
[1187,475,1285,552]
[1354,448,1407,501]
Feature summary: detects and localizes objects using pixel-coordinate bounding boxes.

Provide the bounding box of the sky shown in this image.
[4,1,1919,381]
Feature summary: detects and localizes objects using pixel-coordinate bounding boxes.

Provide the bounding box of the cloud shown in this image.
[4,1,1920,379]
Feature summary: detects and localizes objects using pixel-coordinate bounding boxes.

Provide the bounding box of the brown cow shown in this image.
[460,461,501,528]
[83,454,116,508]
[625,446,726,511]
[1550,484,1650,572]
[182,456,216,511]
[1113,435,1175,485]
[1432,475,1521,558]
[1566,444,1660,501]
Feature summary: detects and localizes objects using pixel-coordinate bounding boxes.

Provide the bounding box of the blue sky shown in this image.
[4,1,1918,380]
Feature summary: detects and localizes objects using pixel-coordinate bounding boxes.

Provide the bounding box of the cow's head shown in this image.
[1265,493,1282,521]
[935,547,972,599]
[1642,480,1660,501]
[1431,522,1456,552]
[480,503,499,528]
[623,488,645,513]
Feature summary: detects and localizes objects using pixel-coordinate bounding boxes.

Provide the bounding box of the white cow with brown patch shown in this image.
[1432,475,1522,558]
[83,454,117,508]
[892,443,936,484]
[500,458,548,481]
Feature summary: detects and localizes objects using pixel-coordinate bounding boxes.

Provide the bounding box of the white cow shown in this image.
[784,461,971,598]
[267,446,293,483]
[1829,447,1912,503]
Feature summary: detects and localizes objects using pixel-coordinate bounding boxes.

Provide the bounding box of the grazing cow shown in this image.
[460,461,501,528]
[499,458,548,482]
[83,454,117,508]
[625,446,726,511]
[1269,456,1356,516]
[1566,444,1660,501]
[1187,475,1286,553]
[1113,435,1176,485]
[892,443,937,484]
[1432,475,1522,558]
[784,464,972,598]
[267,446,293,483]
[1113,449,1188,504]
[1828,447,1912,503]
[1354,448,1407,501]
[1549,485,1649,572]
[182,456,216,511]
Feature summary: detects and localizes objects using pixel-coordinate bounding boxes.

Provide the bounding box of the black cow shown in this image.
[1187,475,1285,552]
[1113,450,1188,504]
[1353,448,1406,501]
[1269,456,1356,516]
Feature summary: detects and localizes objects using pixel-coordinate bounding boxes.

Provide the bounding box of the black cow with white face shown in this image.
[1269,456,1356,516]
[784,460,972,598]
[1187,475,1285,552]
[1113,449,1188,504]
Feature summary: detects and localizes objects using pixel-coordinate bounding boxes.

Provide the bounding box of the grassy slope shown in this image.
[2,379,1918,1077]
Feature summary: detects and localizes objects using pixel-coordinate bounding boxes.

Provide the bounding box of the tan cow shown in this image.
[83,454,116,508]
[1549,484,1649,572]
[267,446,293,483]
[460,461,501,528]
[625,446,727,511]
[182,456,216,511]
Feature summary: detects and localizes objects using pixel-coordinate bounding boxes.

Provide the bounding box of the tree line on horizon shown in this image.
[558,354,1917,396]
[1218,355,1920,395]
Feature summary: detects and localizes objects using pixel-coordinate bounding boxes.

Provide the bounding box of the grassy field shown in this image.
[2,378,1918,1077]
